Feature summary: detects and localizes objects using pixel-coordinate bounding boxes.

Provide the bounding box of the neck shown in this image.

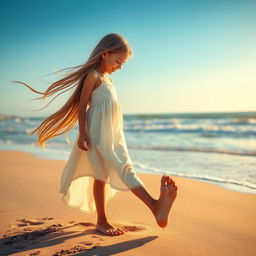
[96,63,106,76]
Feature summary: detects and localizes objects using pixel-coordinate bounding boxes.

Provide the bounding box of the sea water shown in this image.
[1,112,255,194]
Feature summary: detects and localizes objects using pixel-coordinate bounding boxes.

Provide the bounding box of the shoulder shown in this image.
[83,70,101,89]
[84,70,99,84]
[79,71,100,107]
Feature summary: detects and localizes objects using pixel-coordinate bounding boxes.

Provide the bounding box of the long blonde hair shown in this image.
[12,33,133,149]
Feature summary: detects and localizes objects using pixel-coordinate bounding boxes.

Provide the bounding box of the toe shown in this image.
[115,229,122,235]
[168,180,177,192]
[169,177,175,185]
[111,229,117,236]
[113,229,119,235]
[106,229,112,236]
[114,229,120,236]
[161,175,167,186]
[108,229,114,236]
[170,177,176,185]
[117,228,125,234]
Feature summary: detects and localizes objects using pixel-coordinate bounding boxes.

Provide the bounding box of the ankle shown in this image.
[97,216,108,224]
[150,198,158,214]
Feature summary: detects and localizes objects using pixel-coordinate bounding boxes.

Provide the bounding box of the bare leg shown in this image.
[131,175,178,228]
[93,179,125,236]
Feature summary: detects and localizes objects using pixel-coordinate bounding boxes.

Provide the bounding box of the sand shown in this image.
[0,150,255,256]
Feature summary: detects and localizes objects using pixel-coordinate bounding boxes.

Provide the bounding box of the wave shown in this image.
[124,111,256,120]
[129,145,256,157]
[125,125,256,137]
[1,139,254,157]
[1,124,255,138]
[135,163,256,191]
[226,118,256,125]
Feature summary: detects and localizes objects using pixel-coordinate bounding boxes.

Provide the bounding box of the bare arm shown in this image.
[78,71,97,136]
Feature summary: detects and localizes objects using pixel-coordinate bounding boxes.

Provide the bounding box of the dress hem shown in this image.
[59,174,144,214]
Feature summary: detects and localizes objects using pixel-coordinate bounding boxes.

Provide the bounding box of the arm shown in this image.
[78,71,97,135]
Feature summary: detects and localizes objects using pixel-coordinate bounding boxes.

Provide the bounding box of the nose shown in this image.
[113,66,121,72]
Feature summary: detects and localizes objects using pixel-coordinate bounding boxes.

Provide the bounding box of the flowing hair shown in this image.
[11,33,133,149]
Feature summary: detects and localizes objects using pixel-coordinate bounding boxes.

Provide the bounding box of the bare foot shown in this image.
[96,221,126,236]
[153,175,178,228]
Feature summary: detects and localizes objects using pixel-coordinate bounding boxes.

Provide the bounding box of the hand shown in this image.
[77,133,90,151]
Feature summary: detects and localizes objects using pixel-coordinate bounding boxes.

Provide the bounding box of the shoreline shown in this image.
[1,144,256,195]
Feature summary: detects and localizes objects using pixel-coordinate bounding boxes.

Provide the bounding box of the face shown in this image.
[101,51,129,74]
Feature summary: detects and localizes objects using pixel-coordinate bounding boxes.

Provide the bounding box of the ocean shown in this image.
[1,111,255,194]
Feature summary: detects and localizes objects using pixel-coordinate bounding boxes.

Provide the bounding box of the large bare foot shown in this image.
[96,221,126,236]
[153,175,178,228]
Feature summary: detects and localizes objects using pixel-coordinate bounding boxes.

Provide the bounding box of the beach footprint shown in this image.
[15,218,45,227]
[52,241,102,255]
[1,217,64,255]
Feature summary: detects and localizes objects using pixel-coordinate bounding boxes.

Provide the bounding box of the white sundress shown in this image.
[59,69,144,214]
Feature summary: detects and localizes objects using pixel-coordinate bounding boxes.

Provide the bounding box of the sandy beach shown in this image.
[0,150,256,256]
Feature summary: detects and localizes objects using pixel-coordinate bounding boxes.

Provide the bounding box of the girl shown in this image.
[13,33,178,236]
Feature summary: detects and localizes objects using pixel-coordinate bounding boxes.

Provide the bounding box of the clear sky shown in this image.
[1,0,255,117]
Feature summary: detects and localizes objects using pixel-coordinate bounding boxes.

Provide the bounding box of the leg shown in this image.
[93,179,107,223]
[130,184,157,214]
[93,179,125,236]
[131,175,178,228]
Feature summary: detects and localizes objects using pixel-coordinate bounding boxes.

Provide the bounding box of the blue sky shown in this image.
[1,0,255,117]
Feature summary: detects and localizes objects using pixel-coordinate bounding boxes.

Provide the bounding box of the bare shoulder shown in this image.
[84,70,99,85]
[78,70,100,108]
